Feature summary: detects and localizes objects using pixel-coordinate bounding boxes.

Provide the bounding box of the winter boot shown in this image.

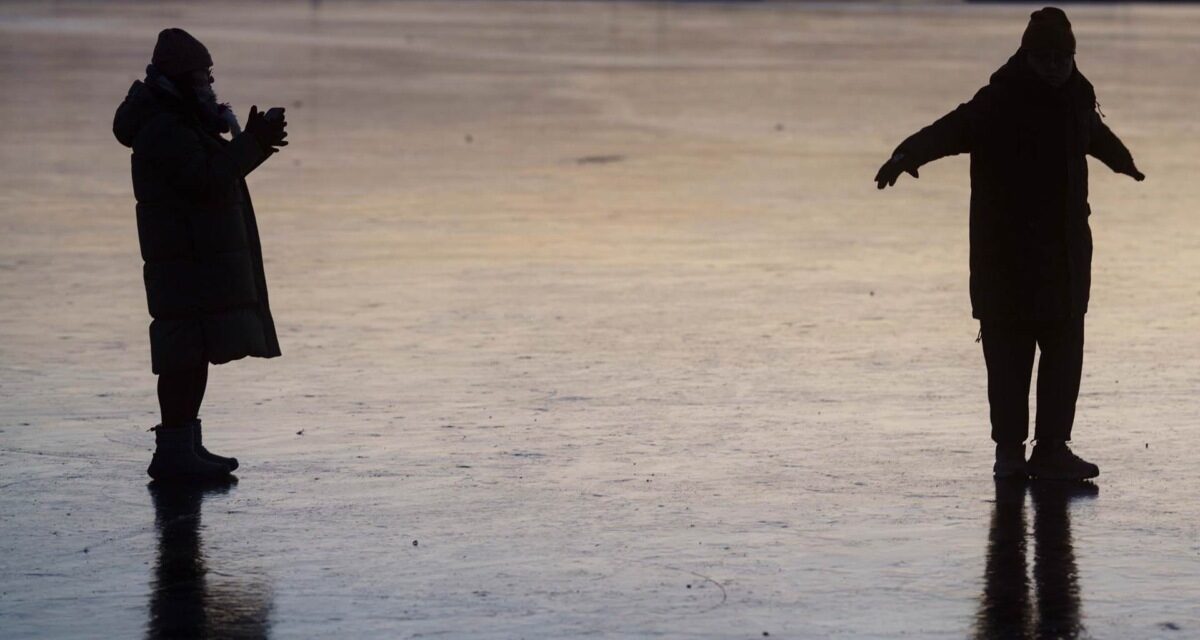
[993,442,1028,479]
[192,420,238,472]
[1027,440,1099,481]
[147,424,232,483]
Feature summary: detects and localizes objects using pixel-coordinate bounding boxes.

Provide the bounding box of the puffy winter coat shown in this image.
[113,79,280,374]
[893,52,1139,321]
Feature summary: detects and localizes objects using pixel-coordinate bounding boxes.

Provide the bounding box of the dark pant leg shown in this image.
[1033,316,1085,443]
[981,320,1037,445]
[157,364,209,428]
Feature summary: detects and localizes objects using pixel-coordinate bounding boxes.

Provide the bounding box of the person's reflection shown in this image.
[976,478,1031,638]
[974,479,1097,640]
[147,482,273,639]
[1030,481,1093,639]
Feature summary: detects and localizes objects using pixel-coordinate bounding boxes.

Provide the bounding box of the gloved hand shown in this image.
[1128,167,1146,182]
[875,152,919,190]
[244,105,288,152]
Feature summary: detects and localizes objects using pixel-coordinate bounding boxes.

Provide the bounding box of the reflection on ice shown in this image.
[975,480,1097,640]
[148,482,273,639]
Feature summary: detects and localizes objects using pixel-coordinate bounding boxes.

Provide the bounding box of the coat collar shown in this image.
[989,51,1095,108]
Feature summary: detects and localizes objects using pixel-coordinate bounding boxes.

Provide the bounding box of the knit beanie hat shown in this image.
[151,28,213,78]
[1021,7,1076,53]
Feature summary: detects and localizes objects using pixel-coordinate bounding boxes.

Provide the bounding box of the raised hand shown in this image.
[244,105,288,152]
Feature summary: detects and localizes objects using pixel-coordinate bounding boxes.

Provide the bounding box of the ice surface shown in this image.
[1,1,1199,637]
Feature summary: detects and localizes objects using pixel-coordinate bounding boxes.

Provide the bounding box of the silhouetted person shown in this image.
[875,8,1143,480]
[974,479,1095,639]
[148,483,273,638]
[113,29,289,482]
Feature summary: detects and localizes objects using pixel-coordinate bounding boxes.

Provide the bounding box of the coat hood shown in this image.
[113,67,190,148]
[113,81,162,148]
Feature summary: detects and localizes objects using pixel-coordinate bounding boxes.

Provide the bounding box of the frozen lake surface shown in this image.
[2,1,1199,637]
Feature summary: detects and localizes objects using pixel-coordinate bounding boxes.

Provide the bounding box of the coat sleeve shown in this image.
[140,115,268,201]
[893,85,998,169]
[1087,111,1139,177]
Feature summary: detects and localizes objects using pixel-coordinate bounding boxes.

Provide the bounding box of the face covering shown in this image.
[190,79,241,136]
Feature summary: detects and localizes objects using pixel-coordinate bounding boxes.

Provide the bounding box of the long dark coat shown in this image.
[893,52,1139,321]
[113,80,280,374]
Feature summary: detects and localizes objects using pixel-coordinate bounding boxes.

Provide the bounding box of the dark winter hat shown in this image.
[1021,7,1076,53]
[151,28,213,77]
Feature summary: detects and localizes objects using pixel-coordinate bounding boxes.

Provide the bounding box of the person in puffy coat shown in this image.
[113,28,289,482]
[875,8,1143,481]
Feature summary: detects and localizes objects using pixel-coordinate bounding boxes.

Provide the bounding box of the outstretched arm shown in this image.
[1088,112,1144,181]
[876,86,995,190]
